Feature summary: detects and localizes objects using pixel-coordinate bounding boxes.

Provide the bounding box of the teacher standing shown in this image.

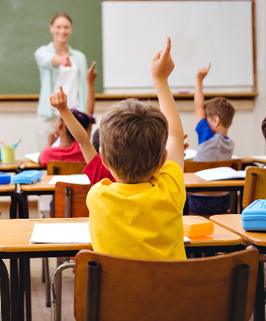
[34,12,88,150]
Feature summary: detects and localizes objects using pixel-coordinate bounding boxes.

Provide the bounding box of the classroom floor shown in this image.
[0,202,76,321]
[0,201,261,321]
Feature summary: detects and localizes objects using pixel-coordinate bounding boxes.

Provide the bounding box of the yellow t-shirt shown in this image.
[87,160,186,260]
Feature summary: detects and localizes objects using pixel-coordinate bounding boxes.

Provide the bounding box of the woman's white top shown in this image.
[53,61,79,115]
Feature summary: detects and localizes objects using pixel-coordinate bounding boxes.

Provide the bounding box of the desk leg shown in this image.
[0,259,10,321]
[10,259,22,321]
[21,259,32,321]
[254,262,265,321]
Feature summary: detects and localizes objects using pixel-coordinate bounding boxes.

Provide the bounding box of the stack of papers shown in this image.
[195,167,246,181]
[30,222,91,244]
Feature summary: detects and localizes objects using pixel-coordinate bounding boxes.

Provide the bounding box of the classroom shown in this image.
[0,0,266,320]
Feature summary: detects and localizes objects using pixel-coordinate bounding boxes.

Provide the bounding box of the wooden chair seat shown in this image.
[74,247,259,321]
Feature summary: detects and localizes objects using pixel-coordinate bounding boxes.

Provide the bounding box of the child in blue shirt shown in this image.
[188,63,235,215]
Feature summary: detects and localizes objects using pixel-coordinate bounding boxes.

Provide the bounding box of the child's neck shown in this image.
[213,125,228,137]
[59,135,75,148]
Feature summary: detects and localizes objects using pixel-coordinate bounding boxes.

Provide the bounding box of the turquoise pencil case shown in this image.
[0,172,11,184]
[242,199,266,231]
[12,170,42,184]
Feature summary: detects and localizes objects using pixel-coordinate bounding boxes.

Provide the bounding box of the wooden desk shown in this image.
[209,214,265,321]
[23,159,46,171]
[242,156,266,165]
[0,217,92,321]
[0,160,23,173]
[21,174,245,194]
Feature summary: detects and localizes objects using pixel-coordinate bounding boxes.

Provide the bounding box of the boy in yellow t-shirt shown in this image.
[50,38,186,260]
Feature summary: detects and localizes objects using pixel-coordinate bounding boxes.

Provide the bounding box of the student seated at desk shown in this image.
[50,38,187,260]
[38,63,97,167]
[187,63,235,215]
[261,117,266,141]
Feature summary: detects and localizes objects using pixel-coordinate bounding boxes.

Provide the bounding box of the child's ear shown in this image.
[154,149,168,174]
[99,147,110,170]
[213,115,221,127]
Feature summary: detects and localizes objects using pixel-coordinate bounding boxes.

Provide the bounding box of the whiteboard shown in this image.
[102,1,254,94]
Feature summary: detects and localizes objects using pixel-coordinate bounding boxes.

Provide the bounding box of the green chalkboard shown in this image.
[0,0,103,95]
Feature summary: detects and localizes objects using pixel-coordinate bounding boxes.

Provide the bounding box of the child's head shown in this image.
[92,128,100,153]
[204,97,235,129]
[63,109,95,140]
[261,117,266,140]
[100,99,168,184]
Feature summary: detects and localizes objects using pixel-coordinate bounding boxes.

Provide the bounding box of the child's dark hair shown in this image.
[92,128,100,153]
[262,117,266,140]
[65,109,95,141]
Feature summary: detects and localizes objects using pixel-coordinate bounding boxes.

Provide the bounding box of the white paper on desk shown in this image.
[183,236,191,243]
[25,152,40,164]
[48,174,90,185]
[250,155,266,161]
[30,222,91,244]
[184,149,197,160]
[195,167,246,181]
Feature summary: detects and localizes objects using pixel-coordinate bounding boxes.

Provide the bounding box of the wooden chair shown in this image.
[184,158,242,215]
[184,158,242,172]
[242,166,266,209]
[51,182,92,321]
[43,161,87,308]
[74,247,259,321]
[47,160,87,175]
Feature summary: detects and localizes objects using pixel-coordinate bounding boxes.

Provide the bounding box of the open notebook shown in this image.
[29,222,191,244]
[195,167,246,181]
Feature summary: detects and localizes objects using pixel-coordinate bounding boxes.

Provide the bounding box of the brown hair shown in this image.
[262,117,266,140]
[51,12,72,25]
[100,99,168,184]
[204,97,235,128]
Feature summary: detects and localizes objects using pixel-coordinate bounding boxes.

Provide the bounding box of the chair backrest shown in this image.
[242,166,266,209]
[54,182,92,218]
[184,158,242,172]
[74,247,259,321]
[47,160,87,175]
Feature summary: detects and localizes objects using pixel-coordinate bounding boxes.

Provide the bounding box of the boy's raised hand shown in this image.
[87,61,98,84]
[197,62,211,81]
[151,37,175,81]
[50,86,68,111]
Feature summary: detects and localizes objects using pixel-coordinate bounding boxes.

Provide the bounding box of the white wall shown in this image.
[0,0,265,160]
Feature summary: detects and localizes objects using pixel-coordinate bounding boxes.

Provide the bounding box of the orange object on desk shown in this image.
[183,216,214,238]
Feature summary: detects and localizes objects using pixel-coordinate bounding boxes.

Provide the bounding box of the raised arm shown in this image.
[85,61,97,116]
[194,63,211,123]
[49,87,97,163]
[151,37,184,170]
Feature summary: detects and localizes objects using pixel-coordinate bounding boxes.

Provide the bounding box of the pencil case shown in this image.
[0,172,11,185]
[12,170,42,184]
[242,199,266,231]
[183,216,214,238]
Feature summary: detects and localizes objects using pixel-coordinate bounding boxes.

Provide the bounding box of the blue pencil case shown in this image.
[242,199,266,231]
[12,170,42,184]
[0,172,11,185]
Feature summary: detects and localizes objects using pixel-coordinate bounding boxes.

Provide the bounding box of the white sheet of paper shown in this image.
[195,167,246,181]
[183,236,191,244]
[25,152,40,164]
[184,149,197,160]
[250,155,266,161]
[30,222,91,244]
[48,175,90,185]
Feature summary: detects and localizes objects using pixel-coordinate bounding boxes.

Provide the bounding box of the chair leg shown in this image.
[43,257,51,307]
[51,261,75,321]
[0,259,10,321]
